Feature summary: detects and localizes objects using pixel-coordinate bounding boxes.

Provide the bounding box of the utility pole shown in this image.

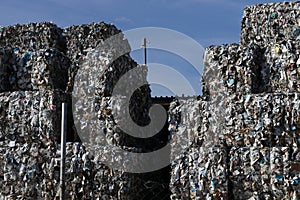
[142,38,147,65]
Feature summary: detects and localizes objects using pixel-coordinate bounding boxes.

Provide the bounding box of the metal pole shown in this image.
[60,103,67,200]
[142,38,147,65]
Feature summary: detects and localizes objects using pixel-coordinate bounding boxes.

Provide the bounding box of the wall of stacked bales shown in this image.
[0,22,168,200]
[169,2,300,199]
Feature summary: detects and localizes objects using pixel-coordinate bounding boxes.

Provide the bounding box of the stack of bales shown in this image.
[169,1,300,199]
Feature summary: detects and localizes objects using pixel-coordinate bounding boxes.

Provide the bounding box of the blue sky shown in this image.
[0,0,292,96]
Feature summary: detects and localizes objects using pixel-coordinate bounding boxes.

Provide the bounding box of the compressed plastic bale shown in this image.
[6,91,31,141]
[240,2,300,93]
[61,143,157,200]
[267,94,300,147]
[168,98,200,151]
[268,146,300,199]
[0,90,68,145]
[192,147,228,199]
[223,93,300,148]
[203,44,261,97]
[64,22,122,59]
[229,147,271,200]
[0,23,69,91]
[263,42,300,93]
[241,2,300,47]
[64,22,126,93]
[168,97,225,150]
[38,90,69,142]
[0,142,57,199]
[0,47,70,92]
[0,22,66,52]
[170,152,190,200]
[6,48,70,91]
[224,94,274,147]
[30,49,70,91]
